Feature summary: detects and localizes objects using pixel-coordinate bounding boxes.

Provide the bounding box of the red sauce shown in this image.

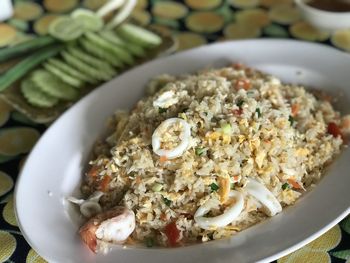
[308,0,350,12]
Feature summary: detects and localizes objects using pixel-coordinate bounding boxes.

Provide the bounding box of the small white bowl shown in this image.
[295,0,350,31]
[0,0,13,21]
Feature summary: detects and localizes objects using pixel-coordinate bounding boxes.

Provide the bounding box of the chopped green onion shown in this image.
[163,196,172,206]
[236,99,244,107]
[289,115,294,126]
[195,147,205,156]
[221,123,232,134]
[210,183,219,192]
[282,183,290,190]
[247,90,255,96]
[145,237,154,247]
[159,107,167,113]
[152,183,163,192]
[230,182,235,189]
[256,108,261,118]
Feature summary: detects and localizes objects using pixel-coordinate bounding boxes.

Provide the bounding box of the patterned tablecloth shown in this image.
[0,0,350,262]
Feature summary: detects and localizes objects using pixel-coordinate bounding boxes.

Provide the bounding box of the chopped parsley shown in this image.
[210,183,219,192]
[163,196,172,206]
[159,107,167,113]
[256,108,261,118]
[145,237,155,247]
[282,183,290,190]
[236,99,244,107]
[195,147,206,156]
[288,115,294,126]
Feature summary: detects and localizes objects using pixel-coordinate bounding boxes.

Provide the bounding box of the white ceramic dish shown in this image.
[295,0,350,31]
[15,39,350,263]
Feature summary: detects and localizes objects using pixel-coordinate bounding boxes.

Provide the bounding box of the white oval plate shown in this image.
[15,40,350,263]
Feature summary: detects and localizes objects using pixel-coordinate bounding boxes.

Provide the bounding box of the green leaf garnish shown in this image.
[256,108,261,118]
[159,107,167,113]
[163,196,172,206]
[236,99,244,107]
[145,237,155,248]
[289,115,294,126]
[195,147,205,156]
[210,183,219,192]
[282,183,290,190]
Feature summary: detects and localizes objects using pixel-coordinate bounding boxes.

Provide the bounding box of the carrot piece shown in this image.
[231,63,244,70]
[125,237,136,245]
[233,175,239,182]
[135,176,142,184]
[234,79,251,90]
[287,179,302,189]
[291,103,299,116]
[160,156,168,163]
[218,176,230,203]
[87,166,99,177]
[160,212,167,221]
[99,175,111,192]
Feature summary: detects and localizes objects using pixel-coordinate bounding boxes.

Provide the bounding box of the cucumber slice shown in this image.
[47,58,97,84]
[126,42,146,57]
[49,16,83,41]
[85,32,134,65]
[71,8,104,32]
[100,30,146,57]
[21,79,59,108]
[66,45,116,77]
[116,23,162,48]
[43,62,84,88]
[31,69,79,100]
[79,38,123,68]
[99,30,126,46]
[61,51,111,81]
[11,111,38,125]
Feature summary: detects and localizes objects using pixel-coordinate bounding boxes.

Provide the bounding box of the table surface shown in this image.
[0,0,350,262]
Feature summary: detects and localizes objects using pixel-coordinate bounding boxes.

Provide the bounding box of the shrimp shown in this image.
[79,206,135,253]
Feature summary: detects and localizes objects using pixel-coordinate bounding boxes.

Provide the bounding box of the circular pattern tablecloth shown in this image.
[0,0,350,262]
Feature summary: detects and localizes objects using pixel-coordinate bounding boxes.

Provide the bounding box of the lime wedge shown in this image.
[71,8,104,32]
[48,16,83,41]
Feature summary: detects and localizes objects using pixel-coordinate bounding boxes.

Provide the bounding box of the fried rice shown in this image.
[78,64,349,248]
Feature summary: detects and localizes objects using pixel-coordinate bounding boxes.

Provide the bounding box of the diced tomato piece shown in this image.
[232,108,243,115]
[164,222,180,247]
[327,122,343,139]
[99,175,111,192]
[235,79,251,90]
